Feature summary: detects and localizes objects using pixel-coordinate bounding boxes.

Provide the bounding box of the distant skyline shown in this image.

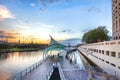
[0,0,112,43]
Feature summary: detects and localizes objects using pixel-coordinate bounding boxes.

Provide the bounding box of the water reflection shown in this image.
[0,51,43,80]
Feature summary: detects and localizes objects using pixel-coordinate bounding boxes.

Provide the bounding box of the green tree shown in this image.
[82,26,110,43]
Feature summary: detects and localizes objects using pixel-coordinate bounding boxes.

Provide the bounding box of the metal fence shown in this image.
[8,56,48,80]
[41,63,54,80]
[41,62,66,80]
[57,63,66,80]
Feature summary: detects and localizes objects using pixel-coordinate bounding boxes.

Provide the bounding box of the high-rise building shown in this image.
[112,0,120,40]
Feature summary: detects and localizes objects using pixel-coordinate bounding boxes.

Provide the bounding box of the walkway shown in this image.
[59,51,88,80]
[22,58,54,80]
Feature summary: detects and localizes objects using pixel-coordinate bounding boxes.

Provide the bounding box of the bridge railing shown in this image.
[41,63,57,80]
[57,63,66,80]
[41,62,66,80]
[8,56,48,80]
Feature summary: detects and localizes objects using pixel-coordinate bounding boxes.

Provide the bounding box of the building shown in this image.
[78,1,120,79]
[112,0,120,40]
[79,40,120,79]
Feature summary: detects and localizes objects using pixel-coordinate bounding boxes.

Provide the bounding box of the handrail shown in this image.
[57,63,66,80]
[8,56,48,80]
[42,62,66,80]
[41,63,56,80]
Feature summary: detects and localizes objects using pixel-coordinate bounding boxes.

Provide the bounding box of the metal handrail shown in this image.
[57,63,66,80]
[41,63,56,80]
[42,62,66,80]
[8,56,48,80]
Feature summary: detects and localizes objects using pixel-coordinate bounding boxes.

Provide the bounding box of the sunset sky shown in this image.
[0,0,112,44]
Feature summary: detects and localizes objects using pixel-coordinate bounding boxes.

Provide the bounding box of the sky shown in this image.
[0,0,112,44]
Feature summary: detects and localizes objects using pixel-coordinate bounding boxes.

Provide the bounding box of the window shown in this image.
[111,63,116,67]
[119,19,120,27]
[102,59,104,61]
[118,66,120,69]
[106,51,109,56]
[106,61,109,64]
[118,53,120,58]
[96,49,98,53]
[118,42,120,44]
[111,52,116,57]
[102,50,104,54]
[99,50,101,53]
[116,20,118,29]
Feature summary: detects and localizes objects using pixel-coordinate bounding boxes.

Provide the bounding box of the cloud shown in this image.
[58,29,72,33]
[39,23,55,28]
[35,23,56,29]
[30,3,36,7]
[16,25,31,29]
[0,30,19,39]
[38,0,67,9]
[0,31,4,34]
[0,5,15,21]
[88,7,101,13]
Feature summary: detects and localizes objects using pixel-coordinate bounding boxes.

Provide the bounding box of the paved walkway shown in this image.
[59,51,88,80]
[22,58,54,80]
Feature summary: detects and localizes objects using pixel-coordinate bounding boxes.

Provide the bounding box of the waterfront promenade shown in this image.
[22,51,89,80]
[21,50,118,80]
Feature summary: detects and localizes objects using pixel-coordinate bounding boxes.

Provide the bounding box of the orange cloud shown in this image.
[0,30,19,42]
[0,5,15,21]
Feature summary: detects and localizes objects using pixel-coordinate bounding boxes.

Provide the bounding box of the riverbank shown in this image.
[0,48,43,53]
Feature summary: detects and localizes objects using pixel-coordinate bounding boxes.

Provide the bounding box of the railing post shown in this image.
[20,72,22,79]
[13,76,15,80]
[26,69,27,75]
[46,74,48,80]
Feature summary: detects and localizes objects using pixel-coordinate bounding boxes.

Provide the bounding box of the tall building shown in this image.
[112,0,120,40]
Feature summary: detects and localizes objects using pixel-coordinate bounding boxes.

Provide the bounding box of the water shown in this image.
[0,51,43,80]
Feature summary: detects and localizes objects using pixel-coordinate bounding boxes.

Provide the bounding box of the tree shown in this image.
[82,26,110,43]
